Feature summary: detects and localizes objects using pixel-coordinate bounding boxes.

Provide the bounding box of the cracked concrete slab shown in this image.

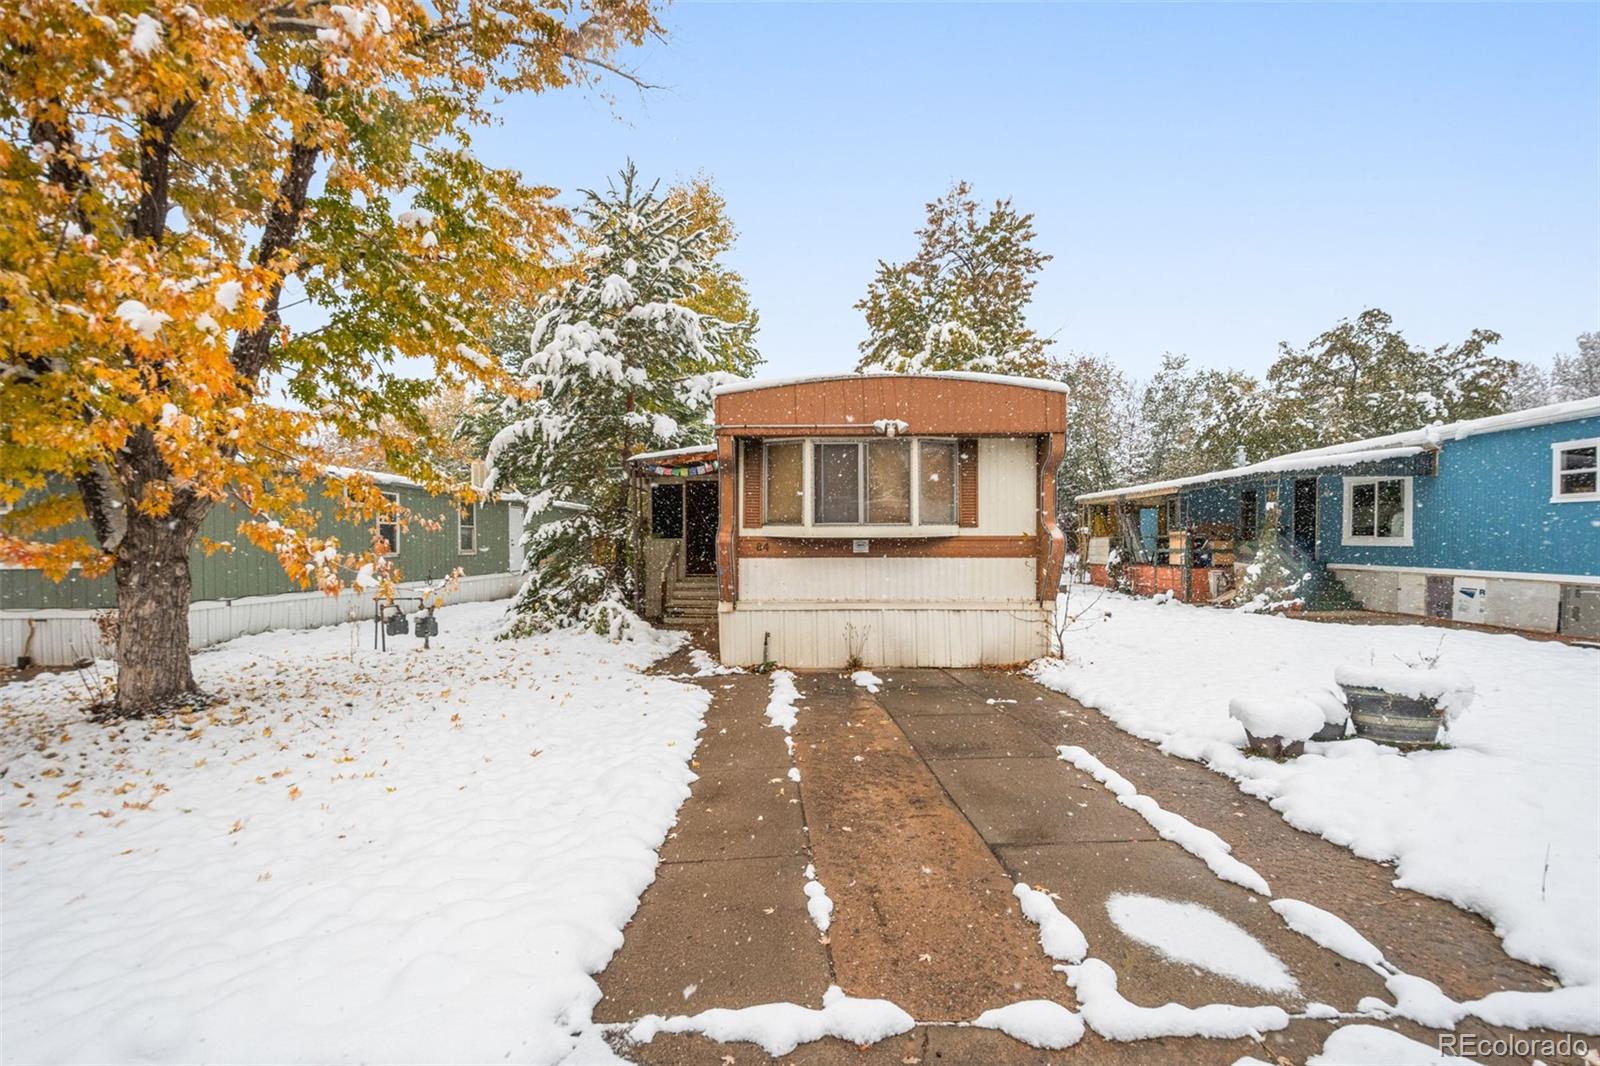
[790,674,1072,1021]
[896,711,1048,760]
[595,650,1583,1065]
[927,756,1159,846]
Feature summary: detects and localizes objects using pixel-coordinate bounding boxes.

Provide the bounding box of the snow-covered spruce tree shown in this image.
[1236,504,1309,614]
[479,164,753,633]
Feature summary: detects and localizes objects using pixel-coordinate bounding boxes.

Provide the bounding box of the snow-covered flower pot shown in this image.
[1228,695,1323,758]
[1305,688,1349,742]
[1333,664,1474,747]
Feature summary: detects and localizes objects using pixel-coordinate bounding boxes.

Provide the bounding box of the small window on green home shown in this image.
[1552,438,1599,502]
[651,483,684,538]
[376,491,400,555]
[458,503,477,554]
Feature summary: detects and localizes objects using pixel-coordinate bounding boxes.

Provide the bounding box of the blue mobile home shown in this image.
[1076,398,1600,636]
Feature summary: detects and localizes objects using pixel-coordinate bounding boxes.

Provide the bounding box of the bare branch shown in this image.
[558,48,659,90]
[231,64,328,381]
[130,98,199,243]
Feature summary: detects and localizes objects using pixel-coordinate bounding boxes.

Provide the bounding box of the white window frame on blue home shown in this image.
[1550,437,1600,503]
[1341,475,1413,547]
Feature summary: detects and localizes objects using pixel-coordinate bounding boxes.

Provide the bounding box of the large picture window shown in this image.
[764,441,804,524]
[918,439,958,525]
[1342,476,1412,546]
[755,435,972,532]
[1552,438,1599,502]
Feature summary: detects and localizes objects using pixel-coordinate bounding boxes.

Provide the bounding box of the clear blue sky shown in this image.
[475,1,1600,382]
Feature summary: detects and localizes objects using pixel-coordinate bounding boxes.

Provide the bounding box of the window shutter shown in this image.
[743,439,763,528]
[958,438,979,528]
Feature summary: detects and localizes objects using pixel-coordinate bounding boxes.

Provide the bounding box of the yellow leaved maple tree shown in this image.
[0,0,661,713]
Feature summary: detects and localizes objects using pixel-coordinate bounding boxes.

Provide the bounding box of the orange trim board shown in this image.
[736,535,1036,559]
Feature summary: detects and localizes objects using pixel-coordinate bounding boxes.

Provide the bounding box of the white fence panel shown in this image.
[2,571,522,667]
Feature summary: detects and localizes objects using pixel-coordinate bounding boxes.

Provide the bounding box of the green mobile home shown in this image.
[2,469,528,665]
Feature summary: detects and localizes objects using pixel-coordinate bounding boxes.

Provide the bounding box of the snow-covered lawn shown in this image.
[1,600,707,1064]
[1032,592,1600,1007]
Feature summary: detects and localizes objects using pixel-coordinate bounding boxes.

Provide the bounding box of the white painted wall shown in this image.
[976,437,1036,535]
[739,556,1036,604]
[2,571,522,667]
[719,604,1048,668]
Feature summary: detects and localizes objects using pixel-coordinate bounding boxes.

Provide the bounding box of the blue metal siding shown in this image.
[1319,416,1600,576]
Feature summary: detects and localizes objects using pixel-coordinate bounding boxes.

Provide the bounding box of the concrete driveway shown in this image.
[593,660,1575,1064]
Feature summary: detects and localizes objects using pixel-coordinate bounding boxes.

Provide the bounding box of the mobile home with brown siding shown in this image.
[708,372,1068,668]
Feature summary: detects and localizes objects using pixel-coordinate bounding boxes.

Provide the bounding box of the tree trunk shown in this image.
[112,512,199,715]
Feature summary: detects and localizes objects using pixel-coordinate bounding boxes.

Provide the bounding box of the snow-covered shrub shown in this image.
[1235,507,1308,614]
[1105,546,1133,594]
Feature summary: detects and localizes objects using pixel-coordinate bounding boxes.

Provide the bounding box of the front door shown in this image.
[684,480,719,576]
[1292,478,1317,557]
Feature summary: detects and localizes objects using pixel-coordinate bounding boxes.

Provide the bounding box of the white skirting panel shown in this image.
[1329,566,1563,632]
[1,571,523,666]
[719,603,1049,668]
[739,556,1037,603]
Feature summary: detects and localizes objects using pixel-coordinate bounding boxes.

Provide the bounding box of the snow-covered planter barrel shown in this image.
[1333,664,1474,747]
[1228,695,1324,758]
[1305,688,1349,742]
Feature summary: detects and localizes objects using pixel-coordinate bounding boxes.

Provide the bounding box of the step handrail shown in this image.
[658,541,681,621]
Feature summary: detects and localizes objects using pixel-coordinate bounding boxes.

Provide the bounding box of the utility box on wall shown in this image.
[1452,578,1489,624]
[1560,585,1600,639]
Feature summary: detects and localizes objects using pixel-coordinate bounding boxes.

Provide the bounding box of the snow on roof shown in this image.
[710,370,1072,398]
[325,464,423,488]
[325,464,524,503]
[627,443,716,463]
[1076,446,1426,502]
[1075,395,1600,504]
